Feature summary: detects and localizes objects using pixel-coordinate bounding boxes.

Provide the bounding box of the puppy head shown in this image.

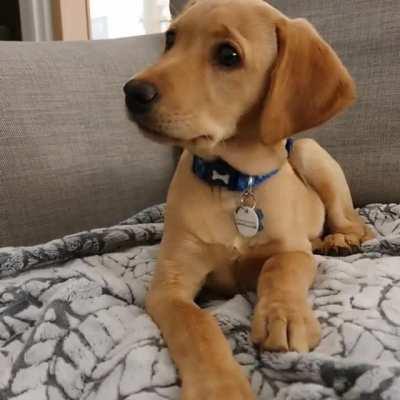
[124,0,355,152]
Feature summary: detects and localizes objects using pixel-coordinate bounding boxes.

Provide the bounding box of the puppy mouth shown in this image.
[126,109,219,151]
[125,104,220,147]
[136,124,175,145]
[188,134,214,143]
[126,112,169,143]
[132,118,215,146]
[143,128,214,147]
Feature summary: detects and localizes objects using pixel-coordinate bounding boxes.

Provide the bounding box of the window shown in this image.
[89,0,171,39]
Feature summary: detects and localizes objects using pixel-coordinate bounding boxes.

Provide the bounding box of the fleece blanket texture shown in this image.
[1,203,400,400]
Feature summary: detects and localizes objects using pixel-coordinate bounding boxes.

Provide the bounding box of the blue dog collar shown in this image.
[192,138,294,192]
[192,156,279,191]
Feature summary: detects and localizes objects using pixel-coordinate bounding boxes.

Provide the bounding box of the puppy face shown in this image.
[125,0,278,150]
[124,0,355,152]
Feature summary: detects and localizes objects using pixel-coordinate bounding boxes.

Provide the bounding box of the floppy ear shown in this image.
[260,18,356,144]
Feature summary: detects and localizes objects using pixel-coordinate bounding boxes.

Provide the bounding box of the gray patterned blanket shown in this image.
[1,203,400,400]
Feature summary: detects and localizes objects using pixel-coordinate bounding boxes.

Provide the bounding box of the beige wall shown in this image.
[53,0,90,41]
[18,0,90,41]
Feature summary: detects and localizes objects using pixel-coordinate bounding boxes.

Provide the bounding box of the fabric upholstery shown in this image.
[169,0,400,206]
[0,35,176,247]
[170,0,187,16]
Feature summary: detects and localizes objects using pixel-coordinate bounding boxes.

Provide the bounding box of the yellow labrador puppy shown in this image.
[124,0,373,398]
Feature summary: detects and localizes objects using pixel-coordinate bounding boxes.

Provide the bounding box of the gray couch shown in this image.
[1,0,399,247]
[0,36,177,247]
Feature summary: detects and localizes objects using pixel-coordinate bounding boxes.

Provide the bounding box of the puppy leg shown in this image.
[146,248,255,400]
[251,252,320,352]
[290,138,374,256]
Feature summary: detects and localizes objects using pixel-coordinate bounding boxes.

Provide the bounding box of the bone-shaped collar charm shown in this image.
[212,170,230,185]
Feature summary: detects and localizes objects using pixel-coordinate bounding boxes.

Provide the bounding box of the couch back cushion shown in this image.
[170,0,187,16]
[169,0,400,206]
[0,35,176,247]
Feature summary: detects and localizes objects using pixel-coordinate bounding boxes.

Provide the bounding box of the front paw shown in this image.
[251,297,321,352]
[182,370,255,400]
[313,233,361,256]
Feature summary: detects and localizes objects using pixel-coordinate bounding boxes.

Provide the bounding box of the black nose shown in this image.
[124,79,159,114]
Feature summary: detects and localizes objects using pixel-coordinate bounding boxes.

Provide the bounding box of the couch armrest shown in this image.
[0,34,176,247]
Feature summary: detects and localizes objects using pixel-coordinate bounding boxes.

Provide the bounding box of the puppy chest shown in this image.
[205,245,267,294]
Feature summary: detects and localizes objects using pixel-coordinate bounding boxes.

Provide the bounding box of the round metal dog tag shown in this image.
[234,206,261,237]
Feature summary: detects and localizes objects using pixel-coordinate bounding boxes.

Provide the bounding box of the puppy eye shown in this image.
[165,30,176,51]
[214,43,242,68]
